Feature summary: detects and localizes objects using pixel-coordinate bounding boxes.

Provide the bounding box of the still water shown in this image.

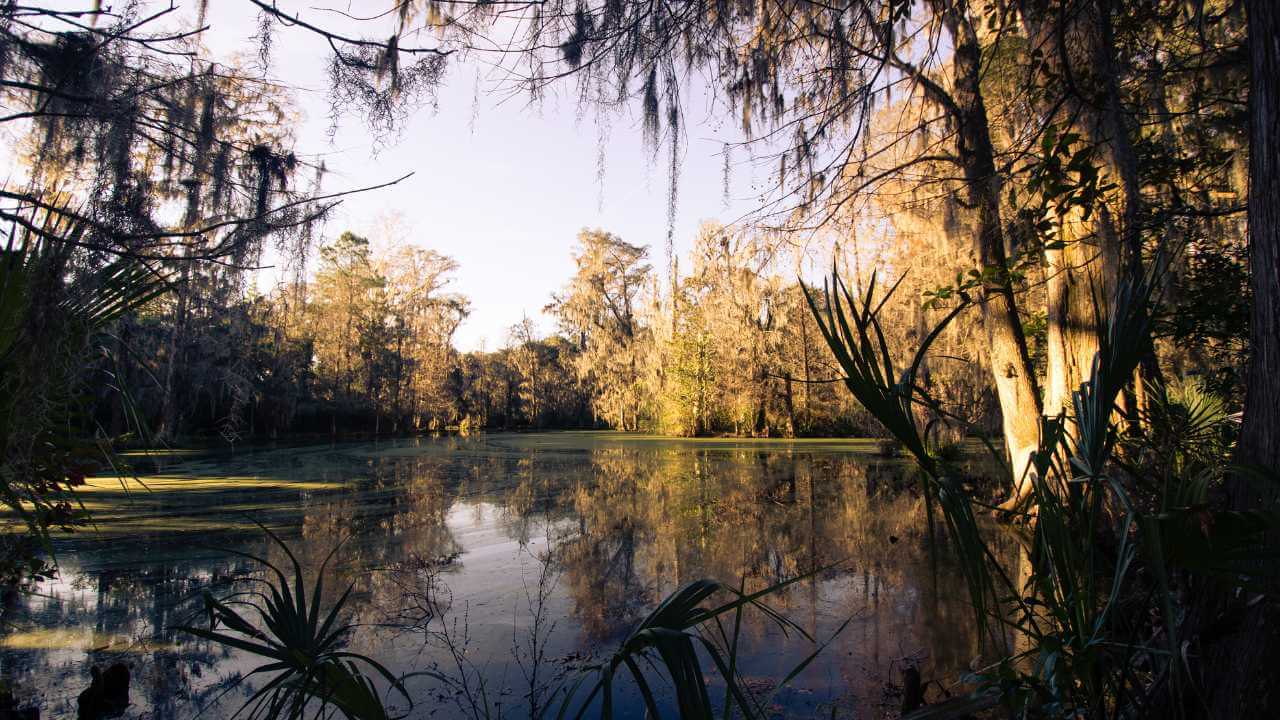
[0,432,999,719]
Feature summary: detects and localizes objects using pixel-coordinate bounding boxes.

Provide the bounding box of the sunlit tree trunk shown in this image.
[1021,0,1148,421]
[939,2,1044,498]
[1043,218,1105,416]
[1019,1,1103,424]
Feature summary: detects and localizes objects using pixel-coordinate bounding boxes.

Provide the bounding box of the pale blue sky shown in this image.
[191,2,766,351]
[0,2,795,350]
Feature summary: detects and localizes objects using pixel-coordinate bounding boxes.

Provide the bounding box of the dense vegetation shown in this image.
[2,0,1278,718]
[94,224,875,442]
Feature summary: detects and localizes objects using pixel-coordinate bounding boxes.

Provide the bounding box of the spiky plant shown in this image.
[0,209,167,587]
[177,525,410,720]
[555,573,849,720]
[803,264,1276,718]
[801,268,1001,633]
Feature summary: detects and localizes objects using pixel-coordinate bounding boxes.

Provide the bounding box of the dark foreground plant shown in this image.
[555,574,850,720]
[177,526,410,720]
[183,527,848,720]
[803,265,1277,718]
[1,210,167,590]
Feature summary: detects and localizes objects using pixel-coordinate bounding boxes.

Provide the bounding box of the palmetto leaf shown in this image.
[176,527,410,720]
[558,566,844,720]
[1,209,168,567]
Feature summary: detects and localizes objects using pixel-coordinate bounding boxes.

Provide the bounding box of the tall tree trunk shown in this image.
[1093,0,1144,275]
[753,364,769,436]
[941,2,1044,499]
[159,179,205,443]
[1018,0,1119,420]
[1238,0,1280,508]
[158,258,192,441]
[393,331,404,431]
[1084,0,1156,432]
[1017,0,1157,437]
[800,308,812,428]
[1043,219,1104,415]
[783,373,796,438]
[1201,2,1280,714]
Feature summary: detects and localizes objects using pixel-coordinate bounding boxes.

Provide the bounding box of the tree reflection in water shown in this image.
[0,434,1005,719]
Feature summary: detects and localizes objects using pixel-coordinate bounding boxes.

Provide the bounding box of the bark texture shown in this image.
[1200,1,1280,715]
[1018,0,1130,421]
[1237,0,1280,529]
[942,2,1044,493]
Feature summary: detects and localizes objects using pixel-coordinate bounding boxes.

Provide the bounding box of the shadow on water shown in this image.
[0,432,1009,719]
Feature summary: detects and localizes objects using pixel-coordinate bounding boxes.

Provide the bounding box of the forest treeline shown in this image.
[118,225,881,442]
[113,183,1245,449]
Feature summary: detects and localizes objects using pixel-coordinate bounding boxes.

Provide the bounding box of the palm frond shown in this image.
[559,567,845,720]
[176,527,410,720]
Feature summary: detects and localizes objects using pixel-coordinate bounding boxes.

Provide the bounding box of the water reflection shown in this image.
[0,433,1002,719]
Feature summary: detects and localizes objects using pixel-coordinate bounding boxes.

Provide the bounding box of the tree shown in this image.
[1197,1,1280,715]
[1,5,330,443]
[309,232,386,421]
[550,229,653,430]
[676,223,786,435]
[0,5,333,263]
[378,241,468,429]
[473,0,1048,486]
[662,287,720,436]
[506,315,547,425]
[233,0,1255,500]
[1236,0,1280,532]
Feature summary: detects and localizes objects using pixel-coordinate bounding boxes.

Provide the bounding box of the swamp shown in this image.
[2,1,1278,718]
[2,434,1003,718]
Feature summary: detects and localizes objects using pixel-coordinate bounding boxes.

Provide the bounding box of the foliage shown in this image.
[178,526,411,720]
[0,211,166,587]
[557,572,849,720]
[807,266,1275,717]
[549,230,653,431]
[0,4,325,265]
[661,309,718,436]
